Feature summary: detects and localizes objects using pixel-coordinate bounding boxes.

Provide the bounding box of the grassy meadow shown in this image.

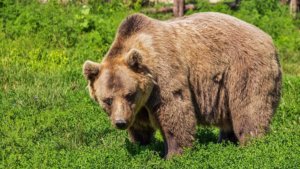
[1,0,300,168]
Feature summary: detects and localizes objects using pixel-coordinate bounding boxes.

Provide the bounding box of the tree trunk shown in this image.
[290,0,300,17]
[173,0,185,17]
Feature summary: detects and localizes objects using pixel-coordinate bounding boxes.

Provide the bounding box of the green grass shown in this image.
[1,0,300,168]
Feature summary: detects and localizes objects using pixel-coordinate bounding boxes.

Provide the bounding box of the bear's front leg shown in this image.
[157,93,197,159]
[159,109,196,158]
[162,129,184,158]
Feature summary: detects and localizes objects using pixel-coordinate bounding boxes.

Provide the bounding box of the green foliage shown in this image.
[1,0,300,168]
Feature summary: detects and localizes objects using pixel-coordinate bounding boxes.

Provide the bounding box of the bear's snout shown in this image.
[115,119,128,130]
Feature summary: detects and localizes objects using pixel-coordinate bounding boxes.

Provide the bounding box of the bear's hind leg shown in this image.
[227,66,279,145]
[231,105,272,145]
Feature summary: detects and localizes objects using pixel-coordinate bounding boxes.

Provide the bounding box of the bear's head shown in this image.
[83,49,155,130]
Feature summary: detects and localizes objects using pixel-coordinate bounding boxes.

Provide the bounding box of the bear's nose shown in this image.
[115,119,127,130]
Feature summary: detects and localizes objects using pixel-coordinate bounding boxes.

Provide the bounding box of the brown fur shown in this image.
[83,12,282,158]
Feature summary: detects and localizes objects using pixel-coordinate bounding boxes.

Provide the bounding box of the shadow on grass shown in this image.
[125,138,165,158]
[195,127,218,145]
[124,127,238,157]
[196,127,239,147]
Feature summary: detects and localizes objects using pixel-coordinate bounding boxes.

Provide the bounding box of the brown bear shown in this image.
[83,12,282,158]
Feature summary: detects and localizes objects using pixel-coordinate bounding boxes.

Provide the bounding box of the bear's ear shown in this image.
[125,49,143,70]
[83,60,100,81]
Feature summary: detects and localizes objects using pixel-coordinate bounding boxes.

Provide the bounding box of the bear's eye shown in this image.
[103,98,113,106]
[125,92,136,102]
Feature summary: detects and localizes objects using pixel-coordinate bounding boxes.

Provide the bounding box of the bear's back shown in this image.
[161,12,275,63]
[139,12,279,79]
